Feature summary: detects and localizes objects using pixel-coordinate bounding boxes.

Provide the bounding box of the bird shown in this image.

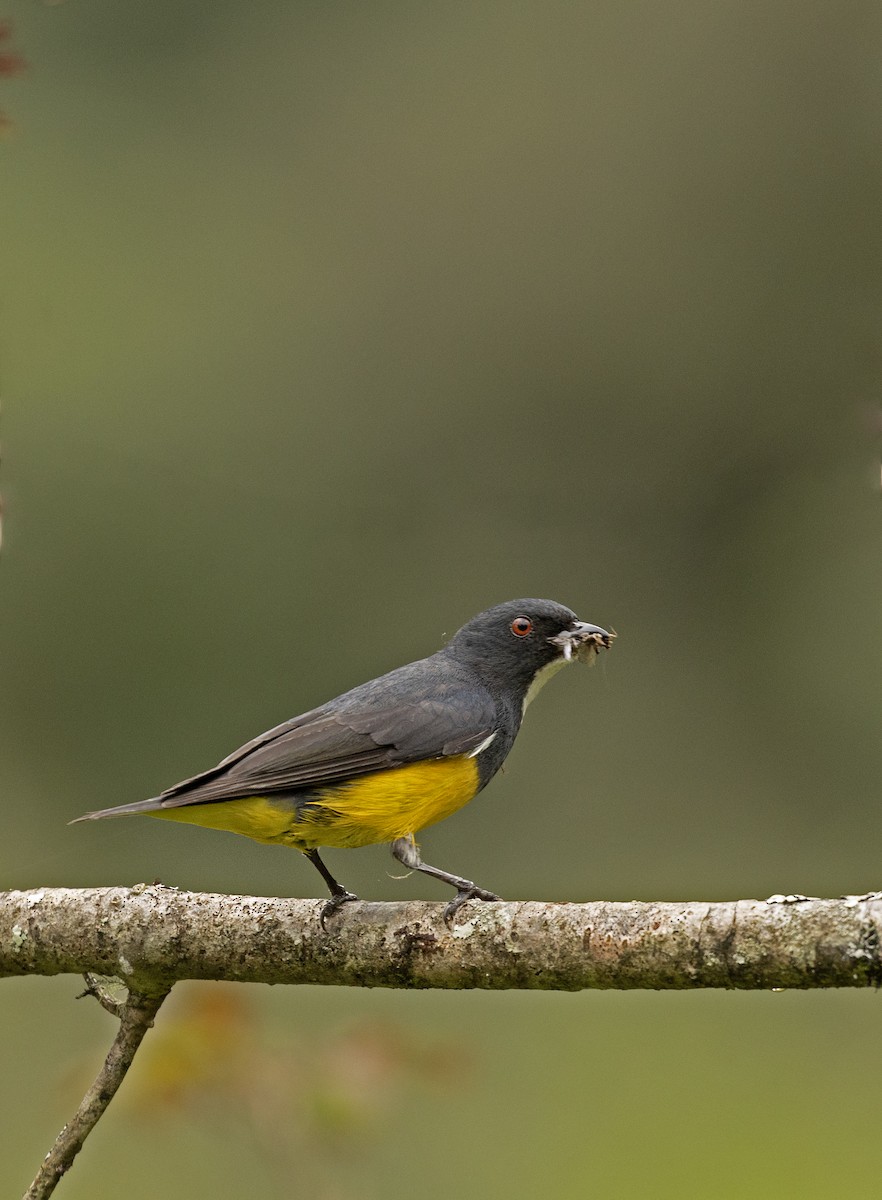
[74,598,614,924]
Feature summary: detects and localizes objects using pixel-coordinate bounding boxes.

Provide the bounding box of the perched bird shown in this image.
[75,599,614,923]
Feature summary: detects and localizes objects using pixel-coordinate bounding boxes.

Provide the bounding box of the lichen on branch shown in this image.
[2,885,881,992]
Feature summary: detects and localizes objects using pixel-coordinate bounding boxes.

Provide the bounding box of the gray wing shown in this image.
[121,656,495,812]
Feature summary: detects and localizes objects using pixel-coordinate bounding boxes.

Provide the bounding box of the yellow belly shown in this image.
[149,755,480,852]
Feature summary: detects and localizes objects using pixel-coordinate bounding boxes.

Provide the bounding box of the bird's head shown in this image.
[445,598,614,701]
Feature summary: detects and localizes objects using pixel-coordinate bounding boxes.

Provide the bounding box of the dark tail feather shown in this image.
[69,797,163,824]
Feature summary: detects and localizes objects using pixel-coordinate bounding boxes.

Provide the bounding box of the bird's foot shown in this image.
[443,885,501,928]
[319,889,359,930]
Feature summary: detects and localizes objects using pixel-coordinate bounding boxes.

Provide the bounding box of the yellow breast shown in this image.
[294,755,480,849]
[149,755,480,852]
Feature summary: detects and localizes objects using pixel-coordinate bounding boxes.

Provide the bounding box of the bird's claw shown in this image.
[443,885,501,928]
[320,890,359,930]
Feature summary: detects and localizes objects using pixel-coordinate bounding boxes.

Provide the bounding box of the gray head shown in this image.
[444,598,613,697]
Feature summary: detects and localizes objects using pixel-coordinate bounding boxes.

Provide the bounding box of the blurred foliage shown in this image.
[0,19,26,135]
[2,1,882,1197]
[111,984,465,1199]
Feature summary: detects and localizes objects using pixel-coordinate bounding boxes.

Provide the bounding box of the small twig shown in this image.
[76,972,127,1018]
[22,985,170,1200]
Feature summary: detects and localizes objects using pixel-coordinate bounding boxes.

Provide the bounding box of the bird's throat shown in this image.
[522,655,570,713]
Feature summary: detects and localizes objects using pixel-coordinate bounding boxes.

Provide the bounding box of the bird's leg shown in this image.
[304,849,358,928]
[391,836,500,926]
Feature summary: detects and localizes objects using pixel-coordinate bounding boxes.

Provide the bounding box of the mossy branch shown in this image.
[3,885,881,992]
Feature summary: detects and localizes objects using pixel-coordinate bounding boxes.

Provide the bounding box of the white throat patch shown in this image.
[522,655,570,713]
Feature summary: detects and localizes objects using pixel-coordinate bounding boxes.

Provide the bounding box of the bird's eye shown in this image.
[510,616,533,637]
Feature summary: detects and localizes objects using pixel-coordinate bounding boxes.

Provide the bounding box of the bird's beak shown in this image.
[548,621,616,663]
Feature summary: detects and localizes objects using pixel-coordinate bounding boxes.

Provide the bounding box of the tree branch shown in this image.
[8,886,881,1196]
[22,983,169,1200]
[3,885,881,991]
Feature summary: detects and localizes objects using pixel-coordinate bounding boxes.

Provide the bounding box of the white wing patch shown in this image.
[467,731,498,758]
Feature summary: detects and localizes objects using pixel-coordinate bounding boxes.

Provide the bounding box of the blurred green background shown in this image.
[3,1,882,1196]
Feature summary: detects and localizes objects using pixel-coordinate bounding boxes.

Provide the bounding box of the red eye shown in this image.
[510,616,533,637]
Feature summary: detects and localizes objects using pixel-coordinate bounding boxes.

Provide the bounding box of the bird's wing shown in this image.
[154,712,396,806]
[148,674,496,809]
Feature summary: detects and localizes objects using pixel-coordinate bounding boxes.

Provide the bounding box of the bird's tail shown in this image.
[69,797,164,824]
